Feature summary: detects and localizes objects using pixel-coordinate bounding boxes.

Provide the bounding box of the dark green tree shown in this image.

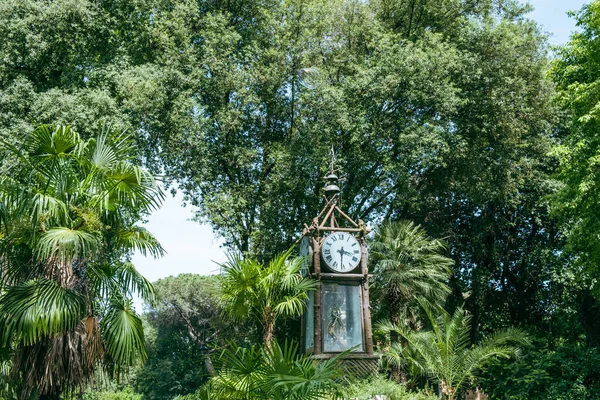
[371,220,453,330]
[0,0,564,344]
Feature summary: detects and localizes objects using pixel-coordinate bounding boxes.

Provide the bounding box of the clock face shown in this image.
[299,236,312,276]
[321,232,361,273]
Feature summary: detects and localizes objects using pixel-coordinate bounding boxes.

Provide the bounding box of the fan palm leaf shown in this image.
[262,341,345,400]
[209,341,344,400]
[0,279,85,346]
[371,220,453,326]
[101,298,147,368]
[91,162,163,215]
[114,262,156,304]
[115,226,165,258]
[36,227,100,266]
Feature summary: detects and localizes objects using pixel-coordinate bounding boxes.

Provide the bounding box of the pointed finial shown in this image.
[324,145,340,198]
[329,145,336,174]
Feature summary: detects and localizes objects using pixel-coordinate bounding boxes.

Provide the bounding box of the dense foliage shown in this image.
[381,304,529,399]
[2,0,600,398]
[135,275,224,400]
[0,0,564,336]
[550,2,600,295]
[136,274,264,400]
[479,344,600,400]
[180,341,345,400]
[0,125,163,398]
[342,375,438,400]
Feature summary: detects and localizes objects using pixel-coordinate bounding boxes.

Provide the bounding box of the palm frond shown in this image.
[371,220,453,324]
[115,262,156,304]
[262,341,345,400]
[24,125,80,159]
[101,298,147,369]
[36,227,99,265]
[91,162,164,215]
[116,226,165,258]
[212,345,266,399]
[219,255,261,321]
[31,192,69,225]
[390,304,529,396]
[0,279,85,346]
[83,127,136,170]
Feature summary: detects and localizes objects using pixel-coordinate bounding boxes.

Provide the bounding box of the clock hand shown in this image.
[336,247,345,268]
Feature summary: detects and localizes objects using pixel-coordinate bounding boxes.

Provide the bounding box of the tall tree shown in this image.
[0,0,561,341]
[548,0,600,347]
[550,1,600,280]
[0,125,163,399]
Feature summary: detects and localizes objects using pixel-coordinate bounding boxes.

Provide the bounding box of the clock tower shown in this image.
[299,162,378,375]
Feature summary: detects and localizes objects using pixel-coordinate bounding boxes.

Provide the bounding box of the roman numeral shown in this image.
[352,257,358,262]
[354,249,360,254]
[326,255,332,262]
[351,242,357,247]
[324,249,330,255]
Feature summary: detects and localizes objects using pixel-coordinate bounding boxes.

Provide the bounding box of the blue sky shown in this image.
[528,0,587,45]
[131,0,590,293]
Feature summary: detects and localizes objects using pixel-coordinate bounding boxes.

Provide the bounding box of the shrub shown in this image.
[342,375,438,400]
[82,387,142,400]
[477,344,600,400]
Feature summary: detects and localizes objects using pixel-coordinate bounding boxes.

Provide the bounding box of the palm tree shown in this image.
[0,125,164,399]
[219,249,315,349]
[371,220,454,331]
[208,340,345,400]
[381,304,530,400]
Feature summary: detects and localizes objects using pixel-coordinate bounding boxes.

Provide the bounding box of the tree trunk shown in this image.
[264,310,275,350]
[389,310,407,383]
[204,354,216,377]
[390,311,400,343]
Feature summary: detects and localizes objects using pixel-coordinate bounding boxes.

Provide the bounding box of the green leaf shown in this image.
[36,227,99,264]
[0,279,85,346]
[101,298,147,368]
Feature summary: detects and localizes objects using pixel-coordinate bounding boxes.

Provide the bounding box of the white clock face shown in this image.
[321,232,361,273]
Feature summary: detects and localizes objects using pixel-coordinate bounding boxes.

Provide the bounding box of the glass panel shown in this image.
[322,283,363,352]
[304,291,315,352]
